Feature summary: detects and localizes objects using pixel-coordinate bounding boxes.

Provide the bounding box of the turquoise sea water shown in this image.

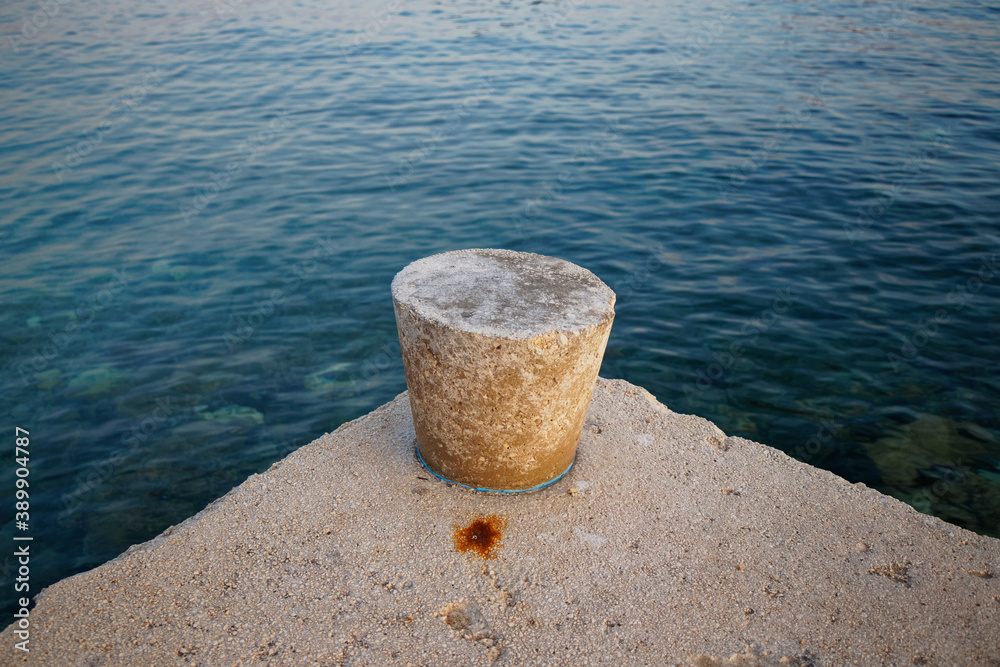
[1,0,999,614]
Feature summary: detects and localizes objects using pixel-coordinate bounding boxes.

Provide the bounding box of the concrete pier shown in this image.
[5,378,999,666]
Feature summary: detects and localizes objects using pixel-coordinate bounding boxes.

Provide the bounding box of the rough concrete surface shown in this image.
[4,378,999,666]
[392,249,615,490]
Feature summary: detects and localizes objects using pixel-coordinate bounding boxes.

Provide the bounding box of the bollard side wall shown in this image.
[393,297,614,491]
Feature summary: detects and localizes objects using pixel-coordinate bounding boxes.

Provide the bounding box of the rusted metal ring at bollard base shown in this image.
[415,444,577,494]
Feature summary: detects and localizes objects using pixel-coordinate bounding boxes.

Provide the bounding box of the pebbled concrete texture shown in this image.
[4,378,999,666]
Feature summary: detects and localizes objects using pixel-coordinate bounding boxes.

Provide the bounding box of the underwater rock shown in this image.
[152,259,189,281]
[194,404,264,427]
[35,368,62,390]
[867,413,1000,536]
[67,365,122,397]
[304,361,356,395]
[865,413,989,488]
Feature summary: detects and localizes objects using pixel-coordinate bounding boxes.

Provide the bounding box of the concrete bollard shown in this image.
[391,248,615,492]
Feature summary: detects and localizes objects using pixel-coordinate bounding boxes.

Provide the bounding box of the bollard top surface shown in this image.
[391,249,615,340]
